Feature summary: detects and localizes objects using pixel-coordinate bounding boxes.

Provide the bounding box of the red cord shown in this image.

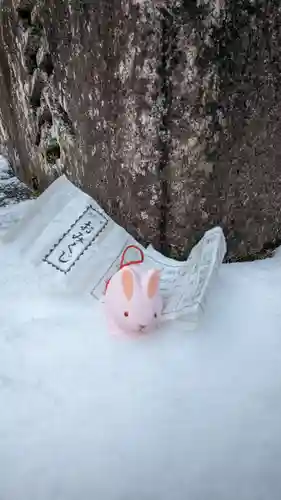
[120,244,144,269]
[105,244,144,293]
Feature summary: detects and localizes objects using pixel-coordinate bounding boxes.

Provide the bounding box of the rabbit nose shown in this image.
[139,324,146,330]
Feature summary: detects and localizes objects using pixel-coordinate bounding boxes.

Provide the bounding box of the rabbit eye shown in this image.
[124,311,129,318]
[154,313,157,318]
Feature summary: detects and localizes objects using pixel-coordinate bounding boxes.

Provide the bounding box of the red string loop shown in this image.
[120,244,144,269]
[105,244,144,293]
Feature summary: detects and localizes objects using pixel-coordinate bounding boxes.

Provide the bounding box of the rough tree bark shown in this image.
[1,0,281,261]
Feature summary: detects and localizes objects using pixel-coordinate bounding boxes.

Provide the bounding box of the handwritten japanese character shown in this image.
[72,232,84,244]
[58,250,70,264]
[80,220,94,234]
[67,242,77,255]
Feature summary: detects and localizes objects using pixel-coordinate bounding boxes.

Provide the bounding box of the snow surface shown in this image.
[1,156,281,500]
[0,155,33,209]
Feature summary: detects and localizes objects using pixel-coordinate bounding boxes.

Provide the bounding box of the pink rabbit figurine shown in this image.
[104,264,163,337]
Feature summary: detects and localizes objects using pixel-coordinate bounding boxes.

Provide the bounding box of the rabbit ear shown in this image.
[121,267,134,301]
[146,269,160,299]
